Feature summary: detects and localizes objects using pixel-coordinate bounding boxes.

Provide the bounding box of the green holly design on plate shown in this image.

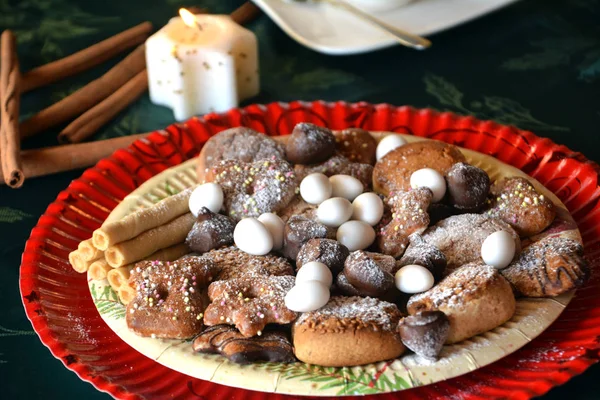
[90,283,126,320]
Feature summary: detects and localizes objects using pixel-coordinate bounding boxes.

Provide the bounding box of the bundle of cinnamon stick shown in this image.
[0,2,260,188]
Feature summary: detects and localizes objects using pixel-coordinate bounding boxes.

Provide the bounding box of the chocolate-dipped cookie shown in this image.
[282,215,334,260]
[343,251,396,297]
[185,207,235,254]
[445,163,490,212]
[296,238,350,276]
[285,123,336,164]
[398,311,449,359]
[397,233,447,279]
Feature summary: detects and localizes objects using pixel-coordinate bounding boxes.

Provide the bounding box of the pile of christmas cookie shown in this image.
[83,123,589,367]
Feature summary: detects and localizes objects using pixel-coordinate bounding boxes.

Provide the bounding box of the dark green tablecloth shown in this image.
[2,0,600,398]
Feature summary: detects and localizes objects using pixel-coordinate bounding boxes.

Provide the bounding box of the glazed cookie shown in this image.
[295,154,374,189]
[376,188,433,258]
[373,140,466,196]
[418,213,521,273]
[197,127,285,174]
[282,215,335,260]
[203,275,297,337]
[445,163,490,212]
[407,263,516,344]
[126,257,219,339]
[343,251,396,297]
[192,325,296,364]
[185,207,235,254]
[397,233,447,279]
[285,123,336,164]
[501,236,589,297]
[486,177,556,237]
[293,296,405,366]
[296,238,350,276]
[201,246,294,280]
[333,128,377,165]
[206,158,299,221]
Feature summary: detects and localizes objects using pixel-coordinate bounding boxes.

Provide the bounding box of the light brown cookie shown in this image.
[373,140,466,196]
[201,246,294,280]
[501,236,589,297]
[407,263,516,344]
[376,188,433,258]
[419,213,521,273]
[292,296,405,366]
[126,257,219,339]
[197,127,285,176]
[203,275,298,337]
[333,128,377,165]
[486,177,556,237]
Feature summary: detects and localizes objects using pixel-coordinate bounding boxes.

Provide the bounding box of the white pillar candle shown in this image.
[145,12,259,121]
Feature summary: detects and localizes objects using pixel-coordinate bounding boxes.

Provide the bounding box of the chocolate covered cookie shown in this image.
[282,215,334,260]
[398,311,449,360]
[285,123,336,164]
[185,207,235,253]
[446,163,490,212]
[296,238,350,276]
[333,128,377,165]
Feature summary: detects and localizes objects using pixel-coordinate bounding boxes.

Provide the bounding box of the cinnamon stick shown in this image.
[230,2,262,25]
[19,45,147,139]
[0,30,23,188]
[20,22,153,93]
[58,70,148,144]
[0,133,149,183]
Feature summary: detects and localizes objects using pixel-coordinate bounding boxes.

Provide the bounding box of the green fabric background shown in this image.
[1,0,599,398]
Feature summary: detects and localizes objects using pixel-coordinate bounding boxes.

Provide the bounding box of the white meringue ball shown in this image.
[329,174,364,201]
[257,213,285,250]
[410,168,446,203]
[317,197,353,228]
[352,192,384,226]
[233,218,273,256]
[395,264,434,294]
[300,173,332,205]
[481,230,516,269]
[376,134,407,161]
[284,280,330,312]
[188,183,223,216]
[296,261,333,287]
[336,220,376,251]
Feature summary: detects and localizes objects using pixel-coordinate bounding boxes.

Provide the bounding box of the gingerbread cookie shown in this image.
[293,296,405,366]
[206,158,299,221]
[373,140,466,196]
[376,188,433,258]
[192,325,295,364]
[486,177,556,237]
[407,263,516,343]
[198,127,285,174]
[333,128,377,165]
[296,238,350,276]
[343,251,396,297]
[285,123,336,164]
[203,275,297,337]
[501,236,589,297]
[185,208,235,254]
[294,154,373,189]
[201,246,294,280]
[418,213,521,273]
[126,257,219,339]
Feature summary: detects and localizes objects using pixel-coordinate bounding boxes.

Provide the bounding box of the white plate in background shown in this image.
[252,0,519,55]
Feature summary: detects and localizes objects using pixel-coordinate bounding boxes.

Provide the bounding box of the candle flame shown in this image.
[179,8,198,28]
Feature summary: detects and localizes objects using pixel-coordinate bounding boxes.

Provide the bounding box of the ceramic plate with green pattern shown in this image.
[87,133,579,396]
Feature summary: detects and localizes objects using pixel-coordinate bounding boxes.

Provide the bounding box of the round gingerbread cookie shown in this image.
[373,140,466,196]
[197,127,286,176]
[292,296,405,366]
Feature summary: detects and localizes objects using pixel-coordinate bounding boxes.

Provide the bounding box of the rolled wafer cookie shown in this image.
[78,238,103,261]
[107,266,131,290]
[69,249,102,273]
[88,259,112,281]
[92,186,195,250]
[118,285,136,305]
[104,213,195,268]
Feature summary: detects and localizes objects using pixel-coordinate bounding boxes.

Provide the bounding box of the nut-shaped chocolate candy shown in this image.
[285,123,336,164]
[398,311,450,360]
[185,207,235,253]
[296,238,350,276]
[446,163,490,212]
[343,251,395,297]
[398,233,447,279]
[282,215,333,261]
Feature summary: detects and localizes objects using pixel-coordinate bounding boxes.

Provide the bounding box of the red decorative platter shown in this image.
[20,101,600,399]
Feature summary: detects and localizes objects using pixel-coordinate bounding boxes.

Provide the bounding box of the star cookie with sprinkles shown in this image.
[203,275,297,337]
[126,257,219,339]
[486,177,556,237]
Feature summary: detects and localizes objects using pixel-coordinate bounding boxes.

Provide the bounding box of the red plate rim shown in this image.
[19,101,600,400]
